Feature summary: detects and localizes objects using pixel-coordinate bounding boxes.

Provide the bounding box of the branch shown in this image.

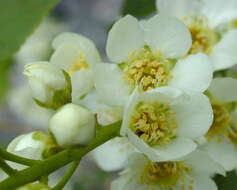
[0,148,40,166]
[53,160,80,190]
[0,120,121,189]
[0,158,16,175]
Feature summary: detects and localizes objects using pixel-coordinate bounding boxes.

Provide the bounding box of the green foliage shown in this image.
[0,0,60,62]
[121,0,156,18]
[0,59,13,103]
[215,171,237,190]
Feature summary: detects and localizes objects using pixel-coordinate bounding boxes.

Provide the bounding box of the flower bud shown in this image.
[17,183,51,190]
[49,103,95,147]
[7,131,57,161]
[24,62,71,110]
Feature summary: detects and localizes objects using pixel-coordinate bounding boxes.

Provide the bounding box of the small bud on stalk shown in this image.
[17,183,51,190]
[49,103,95,147]
[8,131,57,161]
[24,62,72,110]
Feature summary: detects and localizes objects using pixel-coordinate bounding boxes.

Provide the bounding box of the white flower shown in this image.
[111,151,225,190]
[201,77,237,171]
[49,103,95,147]
[157,0,237,71]
[121,87,213,161]
[95,14,213,107]
[17,183,51,190]
[50,32,101,101]
[24,62,71,109]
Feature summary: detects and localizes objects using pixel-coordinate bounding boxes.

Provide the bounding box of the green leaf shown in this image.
[0,0,60,62]
[215,171,237,190]
[0,59,13,104]
[121,0,156,18]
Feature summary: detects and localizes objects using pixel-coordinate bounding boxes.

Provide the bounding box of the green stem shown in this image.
[0,148,40,166]
[0,121,121,189]
[0,158,16,176]
[53,160,80,190]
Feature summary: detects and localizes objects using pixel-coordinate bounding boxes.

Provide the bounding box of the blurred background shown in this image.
[0,0,236,189]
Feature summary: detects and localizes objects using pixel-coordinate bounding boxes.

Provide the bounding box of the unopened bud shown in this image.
[17,183,51,190]
[49,103,95,147]
[24,62,71,110]
[7,131,57,160]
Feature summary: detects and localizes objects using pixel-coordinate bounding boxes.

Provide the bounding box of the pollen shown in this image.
[140,160,192,187]
[207,102,230,138]
[121,46,174,91]
[130,101,177,146]
[68,51,88,75]
[183,15,217,55]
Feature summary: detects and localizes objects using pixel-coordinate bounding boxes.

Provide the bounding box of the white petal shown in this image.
[191,175,217,190]
[185,150,225,176]
[111,173,143,190]
[156,0,202,19]
[50,43,81,71]
[127,129,197,162]
[202,0,237,28]
[52,32,101,68]
[106,15,145,63]
[169,53,213,93]
[144,14,191,58]
[77,89,123,126]
[210,29,237,71]
[173,92,213,139]
[71,69,94,102]
[208,77,237,102]
[203,137,237,171]
[92,137,133,171]
[94,63,131,106]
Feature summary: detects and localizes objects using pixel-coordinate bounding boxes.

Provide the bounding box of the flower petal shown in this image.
[144,14,191,58]
[77,90,123,126]
[92,137,133,171]
[202,137,237,171]
[210,29,237,71]
[52,32,101,68]
[106,15,145,63]
[156,0,202,19]
[71,69,94,102]
[169,53,213,93]
[127,129,197,162]
[94,63,131,106]
[190,175,217,190]
[202,0,237,28]
[173,91,213,139]
[185,150,225,177]
[208,77,237,102]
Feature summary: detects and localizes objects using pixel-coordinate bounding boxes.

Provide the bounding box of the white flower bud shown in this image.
[24,62,71,110]
[7,131,56,161]
[17,183,51,190]
[49,103,95,147]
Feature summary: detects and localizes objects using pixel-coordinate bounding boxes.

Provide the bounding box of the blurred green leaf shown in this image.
[0,0,60,62]
[0,59,13,103]
[121,0,156,18]
[215,171,237,190]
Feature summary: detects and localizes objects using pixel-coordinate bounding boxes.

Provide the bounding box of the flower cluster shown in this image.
[4,0,237,189]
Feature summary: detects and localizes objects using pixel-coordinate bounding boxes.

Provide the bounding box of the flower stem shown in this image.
[0,158,16,176]
[0,120,121,189]
[0,148,40,166]
[52,160,80,190]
